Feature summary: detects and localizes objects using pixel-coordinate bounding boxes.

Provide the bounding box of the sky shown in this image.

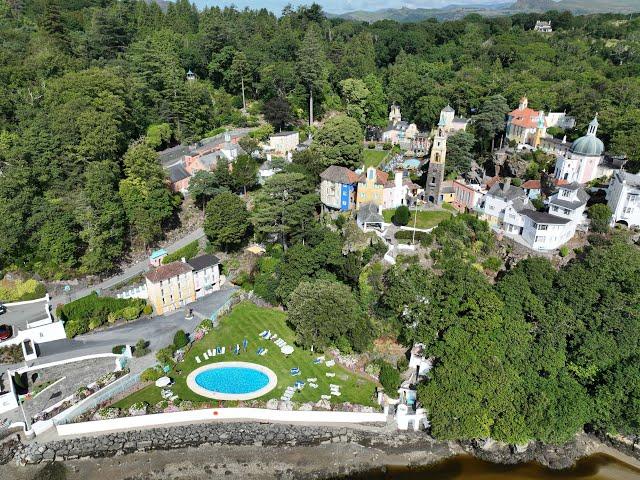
[191,0,510,15]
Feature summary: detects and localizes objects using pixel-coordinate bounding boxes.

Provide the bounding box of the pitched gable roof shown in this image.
[145,261,192,283]
[320,165,359,184]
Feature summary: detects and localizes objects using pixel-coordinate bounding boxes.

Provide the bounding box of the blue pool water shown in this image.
[194,367,270,394]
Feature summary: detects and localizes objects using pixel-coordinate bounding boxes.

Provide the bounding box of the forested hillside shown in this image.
[0,1,639,278]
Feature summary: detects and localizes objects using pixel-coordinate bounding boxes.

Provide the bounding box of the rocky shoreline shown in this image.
[1,422,639,479]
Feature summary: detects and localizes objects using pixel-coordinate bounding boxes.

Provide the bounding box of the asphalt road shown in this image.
[0,299,50,334]
[0,286,237,378]
[68,227,206,301]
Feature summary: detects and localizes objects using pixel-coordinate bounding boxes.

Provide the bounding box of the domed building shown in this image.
[554,114,611,184]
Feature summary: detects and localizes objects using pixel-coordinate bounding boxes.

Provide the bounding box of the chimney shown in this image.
[504,178,511,192]
[395,170,403,189]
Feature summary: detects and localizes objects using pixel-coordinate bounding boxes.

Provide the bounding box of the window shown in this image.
[367,168,374,180]
[563,208,570,215]
[538,224,548,230]
[561,189,571,197]
[624,207,633,214]
[552,206,559,212]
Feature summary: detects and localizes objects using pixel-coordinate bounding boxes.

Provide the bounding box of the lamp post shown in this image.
[411,200,419,245]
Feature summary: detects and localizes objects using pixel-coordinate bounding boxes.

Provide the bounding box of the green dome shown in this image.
[570,135,604,156]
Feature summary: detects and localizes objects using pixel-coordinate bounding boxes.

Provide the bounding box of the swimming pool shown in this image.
[186,362,278,400]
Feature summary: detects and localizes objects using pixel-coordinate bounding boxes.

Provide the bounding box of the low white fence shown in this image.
[57,408,387,436]
[53,372,141,426]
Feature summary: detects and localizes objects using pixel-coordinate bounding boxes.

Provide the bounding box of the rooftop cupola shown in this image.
[587,113,599,136]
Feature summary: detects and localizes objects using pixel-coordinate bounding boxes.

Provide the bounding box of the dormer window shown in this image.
[561,189,571,197]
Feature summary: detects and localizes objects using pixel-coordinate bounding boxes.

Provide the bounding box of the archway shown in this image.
[428,195,435,203]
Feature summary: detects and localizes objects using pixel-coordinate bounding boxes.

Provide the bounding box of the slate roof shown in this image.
[551,188,589,209]
[487,182,527,202]
[614,170,640,188]
[167,163,190,183]
[357,203,384,224]
[522,210,572,225]
[562,182,582,191]
[145,261,193,283]
[187,254,220,272]
[320,165,359,184]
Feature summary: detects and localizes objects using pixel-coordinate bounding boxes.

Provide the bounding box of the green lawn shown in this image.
[383,209,452,229]
[363,149,388,168]
[113,302,377,409]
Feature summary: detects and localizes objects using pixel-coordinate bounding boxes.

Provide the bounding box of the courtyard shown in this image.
[112,302,378,409]
[383,208,452,230]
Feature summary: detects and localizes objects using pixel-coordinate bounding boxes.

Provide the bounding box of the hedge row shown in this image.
[0,278,46,302]
[162,241,199,265]
[57,293,148,338]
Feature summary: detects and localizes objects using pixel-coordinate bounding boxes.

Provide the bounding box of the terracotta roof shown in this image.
[145,261,193,283]
[522,180,541,189]
[484,176,502,189]
[508,107,545,129]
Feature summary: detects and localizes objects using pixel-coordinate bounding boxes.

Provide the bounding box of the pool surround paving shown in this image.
[186,361,277,400]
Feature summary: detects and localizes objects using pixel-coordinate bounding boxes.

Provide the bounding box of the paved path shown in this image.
[67,228,205,301]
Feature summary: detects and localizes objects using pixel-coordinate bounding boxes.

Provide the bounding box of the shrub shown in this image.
[134,339,149,358]
[112,345,126,355]
[482,256,502,271]
[588,234,610,247]
[394,230,430,243]
[588,204,612,233]
[382,142,392,150]
[162,241,199,264]
[198,318,213,330]
[143,304,153,315]
[392,206,410,226]
[156,346,175,365]
[559,246,570,257]
[59,293,145,337]
[141,367,163,382]
[365,362,381,377]
[0,344,24,364]
[397,357,409,371]
[367,143,375,149]
[334,214,346,230]
[173,330,189,349]
[0,278,46,302]
[377,360,401,393]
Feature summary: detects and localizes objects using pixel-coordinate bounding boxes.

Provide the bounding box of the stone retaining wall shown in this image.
[15,422,423,465]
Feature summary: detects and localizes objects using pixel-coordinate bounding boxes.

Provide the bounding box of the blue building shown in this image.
[320,165,359,212]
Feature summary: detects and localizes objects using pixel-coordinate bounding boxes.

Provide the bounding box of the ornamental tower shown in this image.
[425,119,448,203]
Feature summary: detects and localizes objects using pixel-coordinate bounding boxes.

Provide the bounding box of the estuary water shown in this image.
[340,454,640,480]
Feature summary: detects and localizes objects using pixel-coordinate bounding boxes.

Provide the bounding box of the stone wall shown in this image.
[14,422,428,465]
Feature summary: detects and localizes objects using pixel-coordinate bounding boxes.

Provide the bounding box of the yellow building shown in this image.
[144,261,196,315]
[356,167,389,209]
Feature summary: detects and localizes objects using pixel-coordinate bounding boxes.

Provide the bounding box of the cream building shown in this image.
[269,131,300,156]
[145,261,196,315]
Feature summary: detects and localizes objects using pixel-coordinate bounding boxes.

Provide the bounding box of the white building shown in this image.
[269,131,299,156]
[607,171,640,228]
[479,179,533,234]
[554,114,613,184]
[382,170,422,210]
[521,183,588,251]
[534,21,553,33]
[435,105,470,134]
[187,254,222,299]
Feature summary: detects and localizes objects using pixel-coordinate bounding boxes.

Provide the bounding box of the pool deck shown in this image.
[186,361,278,400]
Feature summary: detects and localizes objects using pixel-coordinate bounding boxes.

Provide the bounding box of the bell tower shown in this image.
[425,122,447,204]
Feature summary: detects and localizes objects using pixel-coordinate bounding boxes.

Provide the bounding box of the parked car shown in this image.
[0,325,12,341]
[0,303,5,315]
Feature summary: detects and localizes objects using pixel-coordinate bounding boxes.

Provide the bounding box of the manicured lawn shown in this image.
[113,302,378,409]
[363,149,388,168]
[383,209,452,229]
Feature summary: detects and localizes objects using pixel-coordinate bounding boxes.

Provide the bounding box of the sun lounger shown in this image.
[330,384,340,389]
[307,378,317,382]
[321,395,331,400]
[325,360,335,367]
[215,346,221,354]
[195,356,201,364]
[210,349,216,357]
[271,334,278,340]
[313,356,325,364]
[309,383,318,388]
[207,349,213,357]
[259,348,268,356]
[294,380,305,388]
[325,372,335,377]
[259,330,268,338]
[220,346,225,354]
[203,352,209,360]
[290,367,301,376]
[331,391,341,396]
[257,347,265,355]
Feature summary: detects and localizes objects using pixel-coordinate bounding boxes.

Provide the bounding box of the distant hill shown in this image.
[331,0,640,23]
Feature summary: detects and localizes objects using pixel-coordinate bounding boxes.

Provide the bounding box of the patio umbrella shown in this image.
[155,376,171,388]
[243,338,248,352]
[281,345,294,355]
